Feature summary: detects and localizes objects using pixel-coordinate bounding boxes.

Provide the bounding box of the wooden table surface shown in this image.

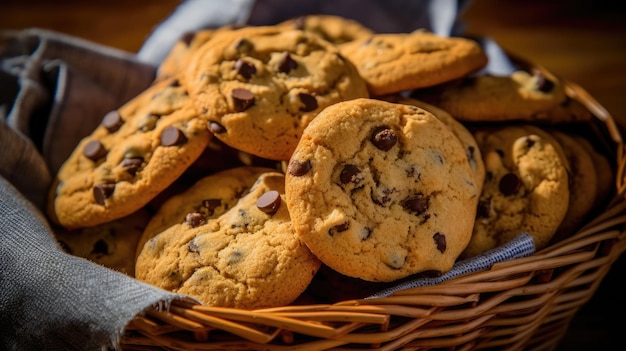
[2,1,625,350]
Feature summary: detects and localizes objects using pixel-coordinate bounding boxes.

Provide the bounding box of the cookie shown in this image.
[277,14,375,45]
[184,26,369,161]
[379,95,485,193]
[412,69,592,124]
[157,29,216,80]
[285,98,479,282]
[54,208,150,277]
[464,125,570,258]
[135,169,321,309]
[549,130,598,242]
[575,134,614,209]
[137,166,279,257]
[48,78,212,229]
[338,30,488,96]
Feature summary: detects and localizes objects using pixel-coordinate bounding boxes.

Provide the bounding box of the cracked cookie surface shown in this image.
[184,26,369,161]
[48,78,212,229]
[135,168,321,309]
[285,98,478,282]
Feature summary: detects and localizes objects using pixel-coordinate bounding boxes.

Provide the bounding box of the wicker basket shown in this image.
[120,57,626,351]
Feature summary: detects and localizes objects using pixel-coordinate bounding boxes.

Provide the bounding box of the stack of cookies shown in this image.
[46,15,613,309]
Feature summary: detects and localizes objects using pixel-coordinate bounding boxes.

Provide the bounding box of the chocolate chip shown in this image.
[207,121,226,134]
[93,183,115,205]
[433,233,446,253]
[101,111,124,133]
[499,173,521,196]
[188,239,200,253]
[523,136,536,148]
[160,126,187,146]
[185,212,206,228]
[299,93,318,112]
[533,70,555,93]
[329,221,350,236]
[91,239,109,256]
[278,51,298,73]
[340,164,363,184]
[231,88,255,112]
[203,198,222,215]
[371,127,397,151]
[288,159,312,176]
[235,59,256,79]
[403,193,428,215]
[234,38,254,54]
[477,199,491,218]
[256,190,281,215]
[120,157,143,176]
[83,140,107,161]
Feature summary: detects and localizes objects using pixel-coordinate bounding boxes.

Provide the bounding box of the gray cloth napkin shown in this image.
[0,1,522,350]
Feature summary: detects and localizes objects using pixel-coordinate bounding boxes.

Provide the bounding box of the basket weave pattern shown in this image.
[121,68,626,351]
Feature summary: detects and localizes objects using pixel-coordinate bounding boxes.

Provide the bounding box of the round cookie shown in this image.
[48,78,212,229]
[135,170,321,309]
[137,166,278,257]
[379,95,485,193]
[54,208,151,277]
[550,130,598,242]
[277,14,375,45]
[184,26,369,161]
[464,125,570,258]
[412,69,592,124]
[285,98,479,282]
[338,29,488,96]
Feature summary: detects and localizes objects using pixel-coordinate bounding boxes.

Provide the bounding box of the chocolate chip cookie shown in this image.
[339,30,488,96]
[184,26,369,161]
[48,78,212,229]
[464,125,570,258]
[285,98,479,282]
[412,69,592,124]
[135,169,321,309]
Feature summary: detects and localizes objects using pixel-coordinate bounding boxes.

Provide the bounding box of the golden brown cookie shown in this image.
[412,69,592,124]
[184,26,369,161]
[339,29,488,96]
[48,78,212,229]
[135,169,321,309]
[285,98,479,282]
[464,125,570,258]
[277,14,375,45]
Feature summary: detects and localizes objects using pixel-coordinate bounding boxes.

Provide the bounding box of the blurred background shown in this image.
[2,0,625,349]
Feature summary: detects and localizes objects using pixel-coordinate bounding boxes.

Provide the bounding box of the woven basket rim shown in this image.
[122,55,626,351]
